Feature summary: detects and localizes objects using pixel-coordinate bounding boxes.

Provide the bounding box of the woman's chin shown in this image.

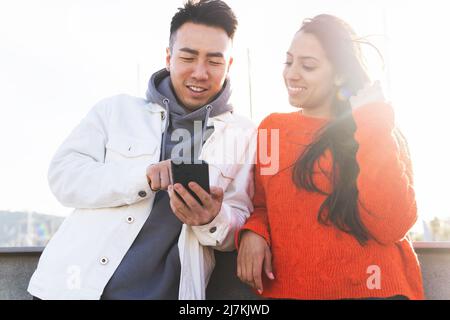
[288,98,305,108]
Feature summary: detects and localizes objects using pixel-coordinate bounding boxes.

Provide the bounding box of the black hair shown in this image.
[292,14,378,245]
[169,0,238,48]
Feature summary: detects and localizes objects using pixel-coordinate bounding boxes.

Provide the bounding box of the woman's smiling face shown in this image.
[283,31,338,117]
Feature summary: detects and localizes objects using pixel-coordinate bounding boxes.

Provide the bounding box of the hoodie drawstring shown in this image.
[199,105,212,159]
[161,98,170,160]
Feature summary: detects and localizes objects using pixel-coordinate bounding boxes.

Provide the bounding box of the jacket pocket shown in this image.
[208,163,238,190]
[105,134,159,163]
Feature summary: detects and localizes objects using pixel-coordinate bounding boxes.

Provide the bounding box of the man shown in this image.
[28,0,255,300]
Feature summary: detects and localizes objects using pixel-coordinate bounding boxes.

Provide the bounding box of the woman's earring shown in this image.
[337,87,352,101]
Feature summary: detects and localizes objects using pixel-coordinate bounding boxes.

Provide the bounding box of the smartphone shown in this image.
[171,160,210,205]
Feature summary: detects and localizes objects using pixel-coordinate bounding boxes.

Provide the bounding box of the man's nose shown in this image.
[191,62,209,81]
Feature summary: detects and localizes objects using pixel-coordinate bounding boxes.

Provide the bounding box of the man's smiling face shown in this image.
[166,22,233,110]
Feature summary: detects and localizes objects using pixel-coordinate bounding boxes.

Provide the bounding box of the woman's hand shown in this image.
[237,230,275,294]
[349,80,385,109]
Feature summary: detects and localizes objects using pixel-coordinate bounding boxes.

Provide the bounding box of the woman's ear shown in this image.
[334,75,345,87]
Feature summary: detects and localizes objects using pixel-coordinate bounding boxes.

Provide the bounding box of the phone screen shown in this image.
[171,160,210,205]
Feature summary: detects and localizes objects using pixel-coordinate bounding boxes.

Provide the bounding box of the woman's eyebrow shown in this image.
[299,56,319,62]
[286,52,319,62]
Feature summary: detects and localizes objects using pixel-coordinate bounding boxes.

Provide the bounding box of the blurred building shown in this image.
[0,211,64,247]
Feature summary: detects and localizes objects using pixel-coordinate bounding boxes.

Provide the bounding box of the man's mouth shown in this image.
[186,85,208,93]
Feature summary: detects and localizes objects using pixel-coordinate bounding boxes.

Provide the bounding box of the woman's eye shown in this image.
[303,65,316,71]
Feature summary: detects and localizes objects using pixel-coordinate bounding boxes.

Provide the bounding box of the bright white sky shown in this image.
[0,0,449,224]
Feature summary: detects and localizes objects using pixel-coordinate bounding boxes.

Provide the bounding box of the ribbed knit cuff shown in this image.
[235,224,271,249]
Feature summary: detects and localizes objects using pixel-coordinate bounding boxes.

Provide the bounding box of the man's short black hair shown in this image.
[169,0,238,48]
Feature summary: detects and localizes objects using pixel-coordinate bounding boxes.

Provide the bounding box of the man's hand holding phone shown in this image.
[168,182,224,226]
[169,160,223,226]
[146,159,224,225]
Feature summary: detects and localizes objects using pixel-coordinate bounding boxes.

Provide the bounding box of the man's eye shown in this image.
[209,60,223,66]
[284,61,293,66]
[180,57,194,62]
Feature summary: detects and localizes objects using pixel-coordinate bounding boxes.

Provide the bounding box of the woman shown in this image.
[236,14,424,300]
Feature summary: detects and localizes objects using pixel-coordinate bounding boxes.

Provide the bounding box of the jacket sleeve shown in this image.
[48,98,154,209]
[191,123,257,251]
[191,163,255,251]
[353,102,417,245]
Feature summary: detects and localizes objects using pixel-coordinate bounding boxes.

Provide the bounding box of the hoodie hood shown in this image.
[146,68,233,120]
[145,68,233,162]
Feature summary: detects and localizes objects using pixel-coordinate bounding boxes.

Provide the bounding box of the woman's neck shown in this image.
[299,94,334,119]
[300,103,332,119]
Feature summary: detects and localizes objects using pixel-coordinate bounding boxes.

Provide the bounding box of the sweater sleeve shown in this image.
[235,162,271,248]
[235,118,273,248]
[352,102,417,245]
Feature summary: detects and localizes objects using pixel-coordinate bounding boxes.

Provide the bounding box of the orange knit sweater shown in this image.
[237,102,424,300]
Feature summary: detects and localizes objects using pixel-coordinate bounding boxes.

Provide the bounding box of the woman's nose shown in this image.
[285,65,302,81]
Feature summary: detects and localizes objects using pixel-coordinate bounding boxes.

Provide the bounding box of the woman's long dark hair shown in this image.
[292,14,378,245]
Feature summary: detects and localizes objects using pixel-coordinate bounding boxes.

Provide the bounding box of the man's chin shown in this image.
[182,99,210,111]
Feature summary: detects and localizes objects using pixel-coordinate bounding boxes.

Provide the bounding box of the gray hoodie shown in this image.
[146,68,234,162]
[101,69,233,300]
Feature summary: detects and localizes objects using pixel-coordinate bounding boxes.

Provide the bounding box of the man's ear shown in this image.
[226,56,234,73]
[165,47,171,72]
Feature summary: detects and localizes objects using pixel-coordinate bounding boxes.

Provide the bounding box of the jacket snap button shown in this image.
[100,257,109,265]
[209,226,217,233]
[138,190,147,198]
[127,216,134,223]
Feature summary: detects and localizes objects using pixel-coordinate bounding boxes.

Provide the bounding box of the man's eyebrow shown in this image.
[206,52,224,58]
[179,48,199,55]
[179,47,224,58]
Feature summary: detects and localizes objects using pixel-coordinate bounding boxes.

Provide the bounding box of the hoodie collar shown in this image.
[145,68,234,119]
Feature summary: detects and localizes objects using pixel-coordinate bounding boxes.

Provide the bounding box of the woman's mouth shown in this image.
[287,86,307,95]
